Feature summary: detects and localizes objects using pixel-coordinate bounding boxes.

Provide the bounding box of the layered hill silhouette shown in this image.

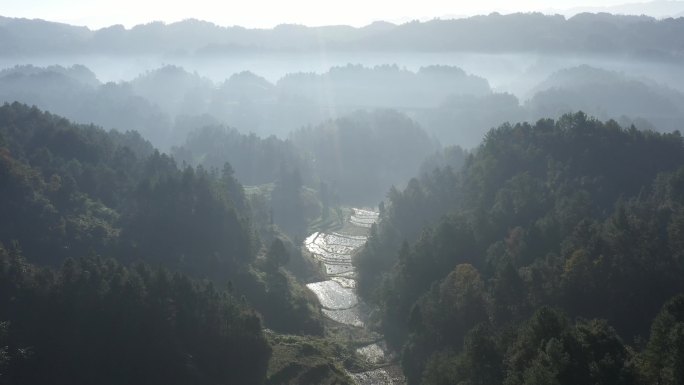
[1,13,683,57]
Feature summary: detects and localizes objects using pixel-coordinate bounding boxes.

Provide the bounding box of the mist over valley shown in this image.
[2,7,684,385]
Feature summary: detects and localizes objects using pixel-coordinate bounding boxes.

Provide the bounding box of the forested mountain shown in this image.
[290,110,437,204]
[354,112,684,384]
[0,251,271,385]
[526,65,684,131]
[170,109,436,207]
[0,65,440,206]
[0,101,254,271]
[129,65,213,117]
[277,65,490,109]
[355,12,684,56]
[413,92,527,148]
[0,102,333,383]
[5,62,684,154]
[0,64,490,147]
[413,65,684,146]
[0,65,172,147]
[2,13,684,57]
[171,126,310,186]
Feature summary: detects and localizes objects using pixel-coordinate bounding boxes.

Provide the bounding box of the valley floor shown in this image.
[304,208,405,385]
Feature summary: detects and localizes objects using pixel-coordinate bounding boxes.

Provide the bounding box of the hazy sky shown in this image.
[0,0,672,29]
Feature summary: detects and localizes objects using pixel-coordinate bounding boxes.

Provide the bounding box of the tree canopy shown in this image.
[355,112,684,384]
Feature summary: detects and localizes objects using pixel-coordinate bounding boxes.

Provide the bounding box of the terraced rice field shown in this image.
[305,208,402,384]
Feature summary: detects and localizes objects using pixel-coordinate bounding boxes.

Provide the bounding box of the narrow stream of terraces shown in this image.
[304,208,404,385]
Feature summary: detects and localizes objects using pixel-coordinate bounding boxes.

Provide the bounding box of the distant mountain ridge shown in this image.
[0,63,491,148]
[3,62,684,151]
[560,0,684,19]
[0,13,683,57]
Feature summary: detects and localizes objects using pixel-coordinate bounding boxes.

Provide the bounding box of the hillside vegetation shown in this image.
[355,112,684,384]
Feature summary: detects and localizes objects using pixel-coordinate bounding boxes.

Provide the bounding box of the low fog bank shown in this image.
[3,50,684,95]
